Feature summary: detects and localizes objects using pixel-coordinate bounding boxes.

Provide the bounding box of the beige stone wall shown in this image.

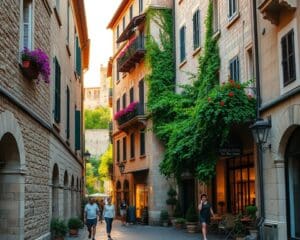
[257,3,300,239]
[85,129,110,157]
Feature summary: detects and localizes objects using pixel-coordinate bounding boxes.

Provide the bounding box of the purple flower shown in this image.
[114,101,139,121]
[21,48,51,84]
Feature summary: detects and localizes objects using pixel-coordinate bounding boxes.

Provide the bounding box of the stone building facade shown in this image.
[256,1,300,239]
[0,0,89,239]
[175,0,256,216]
[107,0,173,223]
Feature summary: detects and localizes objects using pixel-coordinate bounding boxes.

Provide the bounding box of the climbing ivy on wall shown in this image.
[146,2,256,182]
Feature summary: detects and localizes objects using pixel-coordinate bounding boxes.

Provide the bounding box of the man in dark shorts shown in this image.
[84,197,99,240]
[198,193,215,240]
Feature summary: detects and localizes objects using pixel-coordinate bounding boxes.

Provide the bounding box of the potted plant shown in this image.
[160,210,169,227]
[218,201,225,215]
[50,218,68,240]
[245,205,258,238]
[174,217,186,229]
[233,214,247,240]
[68,217,83,236]
[185,205,199,233]
[20,48,50,83]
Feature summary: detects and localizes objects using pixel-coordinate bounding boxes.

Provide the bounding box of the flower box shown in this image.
[20,48,50,84]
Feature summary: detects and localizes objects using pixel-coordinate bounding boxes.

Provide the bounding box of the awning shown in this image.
[117,14,146,43]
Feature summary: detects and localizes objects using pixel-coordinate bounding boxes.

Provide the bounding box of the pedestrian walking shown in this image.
[84,197,100,240]
[198,193,215,240]
[120,199,128,226]
[103,197,115,240]
[99,199,104,223]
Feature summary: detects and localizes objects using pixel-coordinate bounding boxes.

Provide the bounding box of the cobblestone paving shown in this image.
[72,220,225,240]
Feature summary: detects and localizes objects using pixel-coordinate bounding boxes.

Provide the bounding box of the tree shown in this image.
[84,106,111,129]
[98,144,113,181]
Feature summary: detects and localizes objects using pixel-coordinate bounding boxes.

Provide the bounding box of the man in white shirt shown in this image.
[84,197,99,240]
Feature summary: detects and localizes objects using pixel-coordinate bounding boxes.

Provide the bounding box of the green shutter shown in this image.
[75,110,81,150]
[54,58,61,123]
[76,37,81,76]
[66,87,70,139]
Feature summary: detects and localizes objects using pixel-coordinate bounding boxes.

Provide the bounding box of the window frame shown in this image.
[228,0,238,20]
[193,9,200,50]
[179,25,186,63]
[116,140,120,162]
[123,137,127,161]
[21,0,33,51]
[130,133,135,159]
[140,129,145,156]
[229,56,240,82]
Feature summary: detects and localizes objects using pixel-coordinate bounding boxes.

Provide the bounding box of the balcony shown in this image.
[108,88,113,107]
[115,102,146,131]
[117,35,145,73]
[258,0,297,25]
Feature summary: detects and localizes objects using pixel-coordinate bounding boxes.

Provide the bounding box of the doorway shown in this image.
[135,184,148,218]
[285,127,300,239]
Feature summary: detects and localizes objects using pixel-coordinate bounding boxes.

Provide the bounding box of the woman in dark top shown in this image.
[198,193,214,240]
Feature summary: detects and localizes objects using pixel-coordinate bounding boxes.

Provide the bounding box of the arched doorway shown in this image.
[0,133,24,239]
[52,164,59,218]
[116,181,121,216]
[71,176,75,217]
[123,180,130,204]
[285,127,300,239]
[63,171,69,219]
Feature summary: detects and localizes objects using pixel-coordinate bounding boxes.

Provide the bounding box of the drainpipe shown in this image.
[252,0,265,238]
[172,0,176,88]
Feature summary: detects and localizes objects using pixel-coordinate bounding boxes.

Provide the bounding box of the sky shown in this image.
[84,0,121,88]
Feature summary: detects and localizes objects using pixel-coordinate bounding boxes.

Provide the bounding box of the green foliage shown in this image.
[166,187,177,207]
[175,217,186,224]
[68,217,83,229]
[185,205,198,222]
[85,162,98,194]
[160,210,169,222]
[245,205,257,220]
[146,3,256,182]
[234,213,247,237]
[50,218,68,237]
[98,144,113,184]
[84,106,111,129]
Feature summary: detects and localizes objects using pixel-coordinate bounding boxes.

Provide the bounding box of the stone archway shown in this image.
[71,175,75,217]
[52,164,60,218]
[0,111,26,240]
[63,171,69,220]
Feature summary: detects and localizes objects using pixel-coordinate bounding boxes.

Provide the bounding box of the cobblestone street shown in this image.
[70,220,225,240]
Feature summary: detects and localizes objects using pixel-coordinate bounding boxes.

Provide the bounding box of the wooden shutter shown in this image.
[130,87,134,103]
[123,137,127,161]
[66,87,70,139]
[54,57,61,123]
[180,26,186,62]
[75,36,81,76]
[139,79,144,114]
[117,140,120,162]
[140,130,145,156]
[130,133,135,158]
[75,110,81,150]
[193,10,200,50]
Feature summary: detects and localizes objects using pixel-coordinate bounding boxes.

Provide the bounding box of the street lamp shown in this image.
[84,151,91,162]
[118,162,125,174]
[250,118,271,146]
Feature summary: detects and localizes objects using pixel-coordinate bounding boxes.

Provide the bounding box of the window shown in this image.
[75,110,81,150]
[123,137,127,161]
[130,133,135,158]
[130,5,133,20]
[116,69,120,82]
[122,93,127,109]
[75,36,81,77]
[228,0,237,19]
[213,0,219,32]
[281,29,296,86]
[116,140,120,162]
[123,16,126,31]
[116,98,120,112]
[130,87,134,103]
[140,130,145,155]
[193,10,200,50]
[66,1,70,44]
[180,26,186,62]
[139,0,143,14]
[117,25,119,38]
[22,0,33,50]
[56,0,60,12]
[229,56,240,82]
[139,79,144,114]
[66,86,70,139]
[54,57,61,123]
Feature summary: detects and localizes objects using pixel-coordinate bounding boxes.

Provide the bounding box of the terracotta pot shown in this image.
[186,222,198,233]
[20,61,39,80]
[22,60,30,68]
[69,228,78,236]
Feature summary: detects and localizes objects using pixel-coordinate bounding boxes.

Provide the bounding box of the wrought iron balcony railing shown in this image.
[117,35,145,73]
